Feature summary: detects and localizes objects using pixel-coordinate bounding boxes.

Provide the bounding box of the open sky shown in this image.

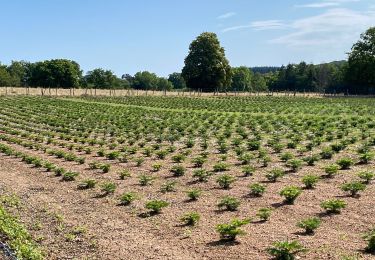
[1,0,374,76]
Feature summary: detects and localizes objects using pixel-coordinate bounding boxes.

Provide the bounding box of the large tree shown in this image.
[346,27,375,94]
[231,66,253,92]
[182,32,232,92]
[133,71,159,90]
[168,72,186,89]
[85,68,117,89]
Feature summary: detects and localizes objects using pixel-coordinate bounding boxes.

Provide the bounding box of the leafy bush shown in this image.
[297,217,321,234]
[191,156,207,167]
[119,192,138,205]
[119,170,131,180]
[249,183,266,197]
[135,158,145,167]
[160,181,177,193]
[324,164,339,178]
[286,159,303,172]
[303,154,320,166]
[139,175,155,186]
[216,174,235,189]
[320,147,333,159]
[216,218,251,241]
[101,182,116,195]
[192,169,211,182]
[170,165,186,177]
[359,152,374,164]
[341,181,366,197]
[152,163,162,172]
[266,168,285,182]
[267,240,305,259]
[256,208,272,221]
[336,157,354,170]
[217,196,240,211]
[54,167,66,177]
[320,199,347,214]
[358,171,374,184]
[280,186,302,204]
[213,162,229,172]
[180,212,200,226]
[186,189,202,201]
[239,153,254,165]
[62,171,79,181]
[100,163,111,173]
[242,165,255,177]
[363,228,375,253]
[301,174,319,189]
[78,179,97,190]
[145,200,169,214]
[280,152,294,162]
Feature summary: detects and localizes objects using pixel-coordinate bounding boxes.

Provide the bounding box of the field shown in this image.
[0,95,375,260]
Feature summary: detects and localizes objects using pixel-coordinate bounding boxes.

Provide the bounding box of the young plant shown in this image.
[172,154,186,163]
[119,170,131,180]
[100,182,116,196]
[213,162,229,172]
[217,196,240,211]
[186,189,202,201]
[324,164,339,178]
[249,183,266,197]
[152,163,162,172]
[62,171,79,181]
[301,174,319,189]
[216,218,251,241]
[267,240,305,259]
[160,181,177,193]
[280,152,294,162]
[280,186,302,204]
[336,157,354,170]
[242,165,255,177]
[180,212,200,226]
[286,159,303,172]
[256,208,272,222]
[170,165,186,177]
[266,168,284,182]
[359,152,374,164]
[192,169,211,182]
[303,154,320,166]
[191,156,207,168]
[145,200,169,214]
[358,171,374,184]
[119,192,138,206]
[139,174,155,186]
[297,217,321,234]
[320,199,347,214]
[363,228,375,253]
[216,174,235,189]
[78,179,97,190]
[341,181,366,197]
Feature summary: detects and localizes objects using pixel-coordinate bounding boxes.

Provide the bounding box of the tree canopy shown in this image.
[182,32,232,92]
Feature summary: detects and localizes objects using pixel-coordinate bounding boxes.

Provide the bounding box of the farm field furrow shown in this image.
[0,95,374,260]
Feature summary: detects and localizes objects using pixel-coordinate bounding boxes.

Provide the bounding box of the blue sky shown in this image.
[1,0,374,76]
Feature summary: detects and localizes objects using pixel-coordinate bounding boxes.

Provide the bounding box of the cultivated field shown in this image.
[0,95,374,260]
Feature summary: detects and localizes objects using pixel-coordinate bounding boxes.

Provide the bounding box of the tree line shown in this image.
[0,27,374,94]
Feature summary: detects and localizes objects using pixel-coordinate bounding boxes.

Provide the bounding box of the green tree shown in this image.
[231,66,253,91]
[182,32,232,92]
[168,72,186,89]
[0,65,12,87]
[347,27,375,94]
[157,77,173,91]
[252,73,268,92]
[85,68,117,89]
[133,71,159,90]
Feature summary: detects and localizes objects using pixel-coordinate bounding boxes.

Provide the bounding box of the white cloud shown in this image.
[271,8,375,47]
[222,20,286,32]
[217,12,236,19]
[296,2,340,8]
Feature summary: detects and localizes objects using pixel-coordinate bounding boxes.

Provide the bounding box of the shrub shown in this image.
[336,157,354,170]
[78,179,97,190]
[320,199,346,214]
[152,163,162,172]
[119,192,138,205]
[170,165,186,177]
[262,155,272,167]
[100,182,116,195]
[280,152,294,162]
[213,162,229,172]
[119,170,131,180]
[100,163,111,173]
[156,150,168,159]
[358,171,374,184]
[280,186,302,204]
[186,189,202,201]
[107,151,120,160]
[139,175,154,186]
[216,174,235,189]
[160,181,177,193]
[324,164,339,178]
[266,168,285,182]
[54,167,66,177]
[239,153,254,165]
[172,154,186,163]
[320,147,333,159]
[286,159,303,172]
[192,169,211,182]
[267,240,305,259]
[341,181,366,197]
[135,158,144,167]
[297,217,321,234]
[180,212,200,226]
[145,200,169,214]
[303,154,320,166]
[62,171,79,181]
[249,184,266,198]
[363,228,375,253]
[359,152,374,164]
[242,165,255,177]
[44,162,56,172]
[217,196,240,211]
[216,218,251,241]
[301,174,319,189]
[191,156,207,167]
[256,208,272,221]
